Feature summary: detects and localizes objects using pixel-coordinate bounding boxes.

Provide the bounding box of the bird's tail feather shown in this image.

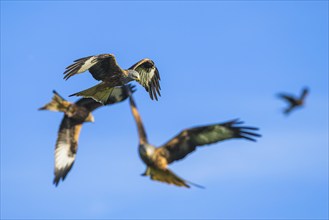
[143,167,204,189]
[69,82,114,105]
[283,107,293,115]
[38,90,70,112]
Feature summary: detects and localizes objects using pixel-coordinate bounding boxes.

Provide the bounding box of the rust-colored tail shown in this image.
[69,82,114,105]
[143,167,192,188]
[39,90,71,112]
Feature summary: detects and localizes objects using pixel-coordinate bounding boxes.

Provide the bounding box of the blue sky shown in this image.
[1,1,328,219]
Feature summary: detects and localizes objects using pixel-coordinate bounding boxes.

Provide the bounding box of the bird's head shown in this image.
[127,70,140,82]
[84,113,95,123]
[138,143,155,165]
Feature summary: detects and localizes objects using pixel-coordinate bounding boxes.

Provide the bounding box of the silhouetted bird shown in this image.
[128,94,261,188]
[39,85,135,186]
[63,54,161,104]
[277,87,309,115]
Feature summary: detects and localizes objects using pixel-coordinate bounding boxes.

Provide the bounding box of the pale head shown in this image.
[127,70,140,81]
[138,143,156,165]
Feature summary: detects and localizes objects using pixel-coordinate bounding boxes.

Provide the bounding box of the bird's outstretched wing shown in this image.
[159,119,261,164]
[64,54,123,81]
[128,93,148,144]
[129,59,161,100]
[53,117,81,186]
[277,93,296,105]
[300,87,309,101]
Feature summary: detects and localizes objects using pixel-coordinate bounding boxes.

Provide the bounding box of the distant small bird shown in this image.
[277,87,309,115]
[63,54,161,104]
[128,94,261,188]
[39,85,135,186]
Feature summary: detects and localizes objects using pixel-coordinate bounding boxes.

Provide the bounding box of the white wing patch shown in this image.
[63,55,99,80]
[137,65,161,100]
[139,67,155,86]
[54,140,75,173]
[76,56,98,74]
[146,68,155,83]
[53,121,81,186]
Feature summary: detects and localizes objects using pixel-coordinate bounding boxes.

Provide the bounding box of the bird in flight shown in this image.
[39,85,135,186]
[277,87,309,115]
[128,94,261,188]
[63,54,161,104]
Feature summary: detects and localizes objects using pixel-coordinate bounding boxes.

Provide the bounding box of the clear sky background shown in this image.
[1,1,328,219]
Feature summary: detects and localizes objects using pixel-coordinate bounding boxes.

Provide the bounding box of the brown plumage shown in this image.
[277,87,309,115]
[39,85,135,186]
[63,54,161,104]
[128,94,261,188]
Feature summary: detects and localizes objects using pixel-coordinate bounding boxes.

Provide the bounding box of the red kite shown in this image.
[39,85,135,186]
[278,87,309,115]
[64,54,160,104]
[128,94,261,188]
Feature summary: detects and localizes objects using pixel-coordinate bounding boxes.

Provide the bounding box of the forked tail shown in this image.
[142,166,204,189]
[69,82,114,105]
[283,106,294,115]
[38,90,70,112]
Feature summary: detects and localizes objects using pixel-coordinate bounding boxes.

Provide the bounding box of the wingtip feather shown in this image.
[38,106,46,111]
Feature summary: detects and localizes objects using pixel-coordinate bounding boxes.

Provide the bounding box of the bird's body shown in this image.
[39,85,135,186]
[128,94,261,188]
[64,54,161,104]
[278,87,309,115]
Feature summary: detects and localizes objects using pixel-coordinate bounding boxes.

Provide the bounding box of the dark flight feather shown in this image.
[159,119,261,164]
[129,58,161,101]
